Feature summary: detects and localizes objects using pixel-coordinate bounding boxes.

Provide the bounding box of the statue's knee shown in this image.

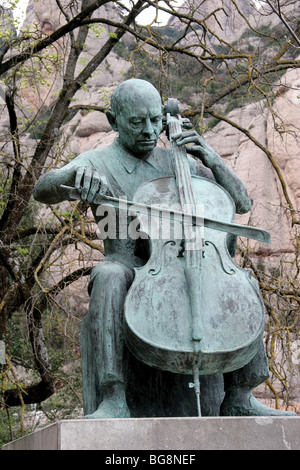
[88,261,133,294]
[91,261,129,280]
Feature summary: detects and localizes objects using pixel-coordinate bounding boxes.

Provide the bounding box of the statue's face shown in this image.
[115,92,163,158]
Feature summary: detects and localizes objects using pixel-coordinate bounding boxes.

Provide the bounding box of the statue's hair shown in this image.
[110,79,161,115]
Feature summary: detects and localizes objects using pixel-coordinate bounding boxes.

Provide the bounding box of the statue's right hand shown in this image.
[71,165,107,203]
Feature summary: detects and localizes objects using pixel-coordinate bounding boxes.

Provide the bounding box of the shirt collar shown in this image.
[113,138,156,174]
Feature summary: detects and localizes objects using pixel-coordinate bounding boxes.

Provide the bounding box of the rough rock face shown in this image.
[167,0,253,42]
[205,66,300,264]
[266,68,300,213]
[23,0,121,37]
[20,0,131,110]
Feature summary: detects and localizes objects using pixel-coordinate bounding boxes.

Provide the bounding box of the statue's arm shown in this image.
[34,155,104,205]
[33,164,77,204]
[203,151,251,215]
[173,131,251,215]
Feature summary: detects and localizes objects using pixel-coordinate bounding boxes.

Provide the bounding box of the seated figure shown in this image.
[34,79,295,418]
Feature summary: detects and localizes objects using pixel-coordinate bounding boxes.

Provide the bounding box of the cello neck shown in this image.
[165,98,203,263]
[165,99,197,210]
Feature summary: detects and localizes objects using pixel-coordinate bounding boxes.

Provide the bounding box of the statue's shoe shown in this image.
[83,399,131,419]
[220,389,296,417]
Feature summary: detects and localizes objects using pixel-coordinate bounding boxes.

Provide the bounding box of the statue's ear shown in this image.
[106,110,118,131]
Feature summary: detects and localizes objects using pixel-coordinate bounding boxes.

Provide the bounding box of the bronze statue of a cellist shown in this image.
[33,79,295,417]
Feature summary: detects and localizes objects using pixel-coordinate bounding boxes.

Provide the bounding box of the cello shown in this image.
[123,99,268,415]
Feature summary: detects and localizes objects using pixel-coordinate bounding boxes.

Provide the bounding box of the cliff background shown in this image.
[0,0,299,443]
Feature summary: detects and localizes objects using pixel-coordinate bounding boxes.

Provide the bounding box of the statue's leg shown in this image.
[81,260,134,419]
[220,340,296,416]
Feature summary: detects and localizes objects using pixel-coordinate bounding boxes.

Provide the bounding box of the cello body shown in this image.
[124,175,265,376]
[124,98,266,386]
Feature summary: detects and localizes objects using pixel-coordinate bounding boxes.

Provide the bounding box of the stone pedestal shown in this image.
[2,417,300,450]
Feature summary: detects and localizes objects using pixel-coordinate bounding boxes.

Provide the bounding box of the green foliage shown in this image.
[125,48,205,107]
[122,18,293,116]
[0,409,25,448]
[207,116,221,129]
[88,23,105,39]
[27,106,53,140]
[0,301,84,446]
[113,40,135,58]
[108,32,118,39]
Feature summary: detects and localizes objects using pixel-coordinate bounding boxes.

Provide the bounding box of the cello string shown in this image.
[171,125,201,267]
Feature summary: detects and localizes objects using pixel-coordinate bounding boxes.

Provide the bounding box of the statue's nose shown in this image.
[142,118,154,136]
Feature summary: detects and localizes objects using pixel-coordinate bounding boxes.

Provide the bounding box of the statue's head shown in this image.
[107,79,163,158]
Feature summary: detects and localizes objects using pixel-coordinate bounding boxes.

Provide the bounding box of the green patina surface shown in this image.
[34,79,295,418]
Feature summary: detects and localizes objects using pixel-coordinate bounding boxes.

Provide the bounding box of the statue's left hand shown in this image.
[172,131,220,170]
